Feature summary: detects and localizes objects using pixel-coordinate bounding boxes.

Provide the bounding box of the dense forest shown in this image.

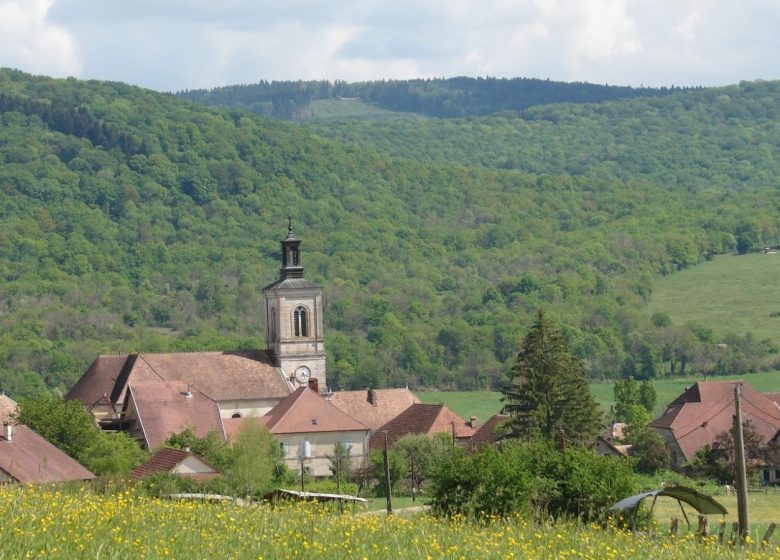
[176,77,684,119]
[0,68,778,400]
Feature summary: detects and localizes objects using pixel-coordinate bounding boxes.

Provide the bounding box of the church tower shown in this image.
[264,219,326,392]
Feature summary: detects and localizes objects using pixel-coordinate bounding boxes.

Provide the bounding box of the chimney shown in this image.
[469,416,478,428]
[367,388,377,406]
[308,378,319,393]
[4,423,13,442]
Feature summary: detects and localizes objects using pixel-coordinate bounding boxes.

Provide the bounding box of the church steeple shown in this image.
[280,217,304,279]
[264,218,326,392]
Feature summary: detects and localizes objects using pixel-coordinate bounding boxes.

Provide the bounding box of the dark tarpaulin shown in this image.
[609,485,727,515]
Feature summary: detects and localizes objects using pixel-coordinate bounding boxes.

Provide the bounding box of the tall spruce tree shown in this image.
[501,311,601,446]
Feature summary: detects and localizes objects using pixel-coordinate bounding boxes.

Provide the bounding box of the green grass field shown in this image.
[647,252,780,342]
[417,371,780,422]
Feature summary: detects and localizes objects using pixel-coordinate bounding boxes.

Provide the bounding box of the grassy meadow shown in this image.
[647,253,780,343]
[417,371,780,422]
[2,485,778,559]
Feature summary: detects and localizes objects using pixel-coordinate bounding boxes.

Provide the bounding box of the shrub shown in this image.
[428,440,639,521]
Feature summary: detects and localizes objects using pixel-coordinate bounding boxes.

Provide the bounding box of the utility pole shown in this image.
[733,384,749,541]
[383,431,393,514]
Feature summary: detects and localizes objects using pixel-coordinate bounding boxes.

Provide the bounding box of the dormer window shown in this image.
[293,306,308,337]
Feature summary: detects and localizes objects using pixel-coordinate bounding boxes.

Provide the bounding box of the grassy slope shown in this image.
[417,371,780,422]
[310,98,421,120]
[647,253,780,342]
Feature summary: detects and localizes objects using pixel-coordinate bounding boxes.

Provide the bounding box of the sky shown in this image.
[0,0,779,92]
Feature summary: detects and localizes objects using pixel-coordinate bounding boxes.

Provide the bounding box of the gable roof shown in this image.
[649,381,780,461]
[67,350,291,406]
[469,414,509,451]
[369,403,476,449]
[263,387,369,435]
[327,388,421,431]
[0,425,95,483]
[131,447,219,479]
[0,394,17,424]
[126,381,225,449]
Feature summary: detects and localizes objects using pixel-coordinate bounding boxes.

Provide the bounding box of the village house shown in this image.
[649,381,780,477]
[327,388,421,431]
[131,447,220,481]
[224,383,370,476]
[0,423,95,484]
[369,403,476,449]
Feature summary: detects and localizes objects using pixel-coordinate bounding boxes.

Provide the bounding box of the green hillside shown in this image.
[0,69,779,399]
[647,253,780,341]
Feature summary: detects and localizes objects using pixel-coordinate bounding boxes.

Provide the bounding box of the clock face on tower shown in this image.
[295,366,311,384]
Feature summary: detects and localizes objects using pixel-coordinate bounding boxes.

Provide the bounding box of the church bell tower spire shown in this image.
[263,218,326,392]
[280,216,304,279]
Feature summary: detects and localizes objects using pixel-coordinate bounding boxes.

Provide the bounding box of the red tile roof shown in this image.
[327,388,421,431]
[131,447,219,480]
[0,394,17,424]
[67,351,291,406]
[649,381,780,461]
[0,425,95,483]
[469,414,509,451]
[263,387,369,435]
[126,381,225,449]
[765,393,780,406]
[369,404,476,449]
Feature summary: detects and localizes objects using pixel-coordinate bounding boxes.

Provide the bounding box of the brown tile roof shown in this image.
[65,354,129,405]
[765,393,780,406]
[0,394,18,424]
[327,388,421,431]
[0,425,95,483]
[67,350,291,406]
[263,387,369,435]
[369,404,476,449]
[131,447,219,480]
[469,414,509,451]
[649,381,780,461]
[126,381,225,450]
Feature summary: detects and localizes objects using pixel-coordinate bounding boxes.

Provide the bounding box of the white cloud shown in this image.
[1,0,779,90]
[0,0,82,76]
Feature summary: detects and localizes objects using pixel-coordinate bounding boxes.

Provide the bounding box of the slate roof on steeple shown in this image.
[263,277,322,290]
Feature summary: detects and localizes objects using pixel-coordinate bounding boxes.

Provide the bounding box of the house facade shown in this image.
[649,381,780,470]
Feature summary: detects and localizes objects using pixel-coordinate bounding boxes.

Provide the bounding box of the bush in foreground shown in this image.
[428,440,639,521]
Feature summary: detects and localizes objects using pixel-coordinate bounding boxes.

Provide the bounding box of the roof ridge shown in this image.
[265,387,308,430]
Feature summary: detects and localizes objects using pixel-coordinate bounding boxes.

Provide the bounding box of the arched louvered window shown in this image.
[293,306,308,337]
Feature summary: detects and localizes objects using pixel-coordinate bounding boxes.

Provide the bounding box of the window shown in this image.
[281,442,289,457]
[231,412,242,419]
[293,306,308,337]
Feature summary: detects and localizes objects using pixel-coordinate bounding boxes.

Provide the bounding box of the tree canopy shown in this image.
[501,311,601,445]
[0,70,779,399]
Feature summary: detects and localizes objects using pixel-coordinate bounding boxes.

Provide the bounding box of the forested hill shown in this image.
[0,68,777,401]
[175,77,683,119]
